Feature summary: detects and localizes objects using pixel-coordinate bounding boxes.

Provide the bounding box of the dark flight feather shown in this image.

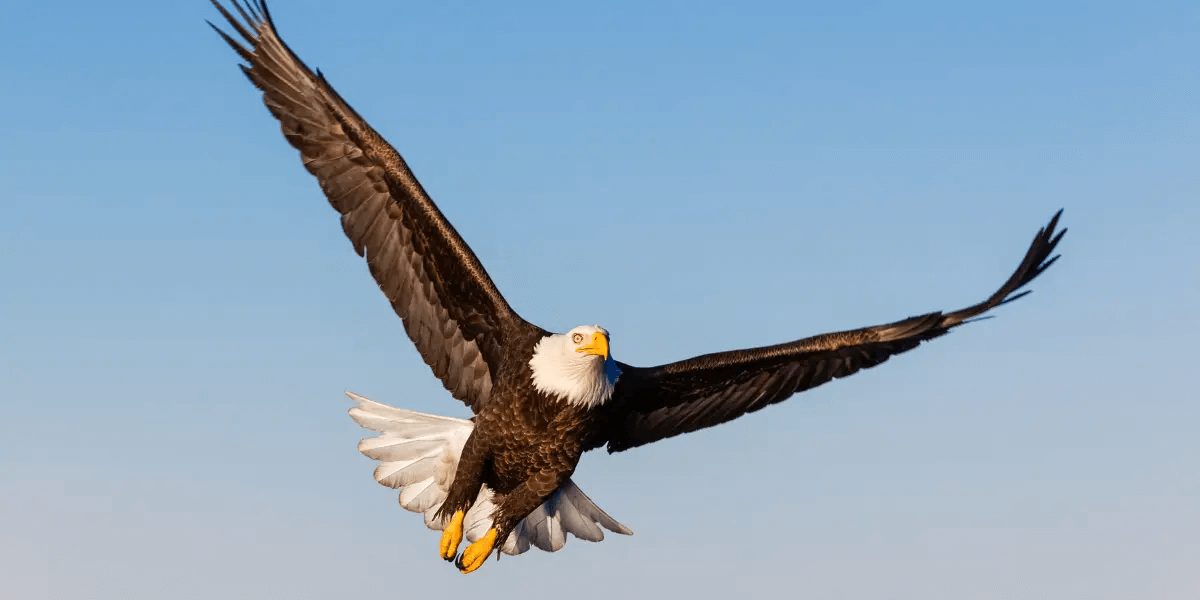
[210,0,533,413]
[602,210,1065,452]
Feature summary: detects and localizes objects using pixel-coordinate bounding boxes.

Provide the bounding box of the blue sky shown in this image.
[1,0,1197,597]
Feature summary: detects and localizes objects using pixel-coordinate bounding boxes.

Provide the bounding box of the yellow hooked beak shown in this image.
[575,331,609,360]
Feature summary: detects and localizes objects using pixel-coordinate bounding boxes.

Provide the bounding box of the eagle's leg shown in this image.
[456,527,498,574]
[456,470,565,574]
[435,436,487,561]
[438,510,465,561]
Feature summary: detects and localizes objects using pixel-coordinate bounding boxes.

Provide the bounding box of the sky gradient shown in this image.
[2,1,1198,598]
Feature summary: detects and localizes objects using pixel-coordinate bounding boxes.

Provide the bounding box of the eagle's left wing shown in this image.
[209,1,536,414]
[600,211,1065,453]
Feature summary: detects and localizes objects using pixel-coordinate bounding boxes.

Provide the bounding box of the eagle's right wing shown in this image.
[602,211,1065,452]
[210,1,534,413]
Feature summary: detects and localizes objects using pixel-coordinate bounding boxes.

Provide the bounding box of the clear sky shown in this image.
[1,1,1197,598]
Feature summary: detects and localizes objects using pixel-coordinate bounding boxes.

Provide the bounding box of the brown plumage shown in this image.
[600,212,1063,451]
[210,0,1066,573]
[209,0,523,415]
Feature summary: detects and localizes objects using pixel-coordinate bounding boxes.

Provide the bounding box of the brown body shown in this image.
[437,330,600,543]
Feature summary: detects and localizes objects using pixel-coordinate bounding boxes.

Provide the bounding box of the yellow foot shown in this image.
[439,510,464,561]
[455,528,497,574]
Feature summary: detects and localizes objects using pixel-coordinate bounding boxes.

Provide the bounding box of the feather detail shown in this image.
[347,391,472,528]
[347,391,631,554]
[463,481,632,556]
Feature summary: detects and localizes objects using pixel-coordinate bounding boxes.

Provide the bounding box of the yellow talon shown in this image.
[457,528,497,574]
[439,510,464,561]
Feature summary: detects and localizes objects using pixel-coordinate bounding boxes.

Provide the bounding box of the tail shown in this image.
[346,391,632,555]
[347,391,473,529]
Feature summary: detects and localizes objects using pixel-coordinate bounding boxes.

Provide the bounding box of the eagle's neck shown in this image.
[528,335,621,410]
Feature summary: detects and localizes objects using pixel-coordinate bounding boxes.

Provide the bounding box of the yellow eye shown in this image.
[572,333,584,344]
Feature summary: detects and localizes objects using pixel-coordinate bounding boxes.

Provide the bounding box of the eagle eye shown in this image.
[572,333,584,344]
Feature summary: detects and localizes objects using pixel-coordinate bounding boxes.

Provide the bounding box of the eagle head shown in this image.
[529,325,621,409]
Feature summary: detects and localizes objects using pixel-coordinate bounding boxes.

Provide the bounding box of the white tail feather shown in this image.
[346,391,631,555]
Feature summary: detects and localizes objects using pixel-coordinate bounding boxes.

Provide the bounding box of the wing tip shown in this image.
[1004,208,1067,301]
[945,208,1067,325]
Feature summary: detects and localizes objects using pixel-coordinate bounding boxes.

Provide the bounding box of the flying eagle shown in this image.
[210,0,1066,574]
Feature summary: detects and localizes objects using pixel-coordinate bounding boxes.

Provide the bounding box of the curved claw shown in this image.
[457,528,497,574]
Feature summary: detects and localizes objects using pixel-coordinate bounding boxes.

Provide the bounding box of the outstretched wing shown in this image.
[210,1,534,412]
[602,210,1066,452]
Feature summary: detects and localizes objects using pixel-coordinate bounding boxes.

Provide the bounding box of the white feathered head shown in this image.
[529,325,621,409]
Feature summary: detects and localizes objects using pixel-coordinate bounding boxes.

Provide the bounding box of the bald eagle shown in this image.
[210,0,1066,574]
